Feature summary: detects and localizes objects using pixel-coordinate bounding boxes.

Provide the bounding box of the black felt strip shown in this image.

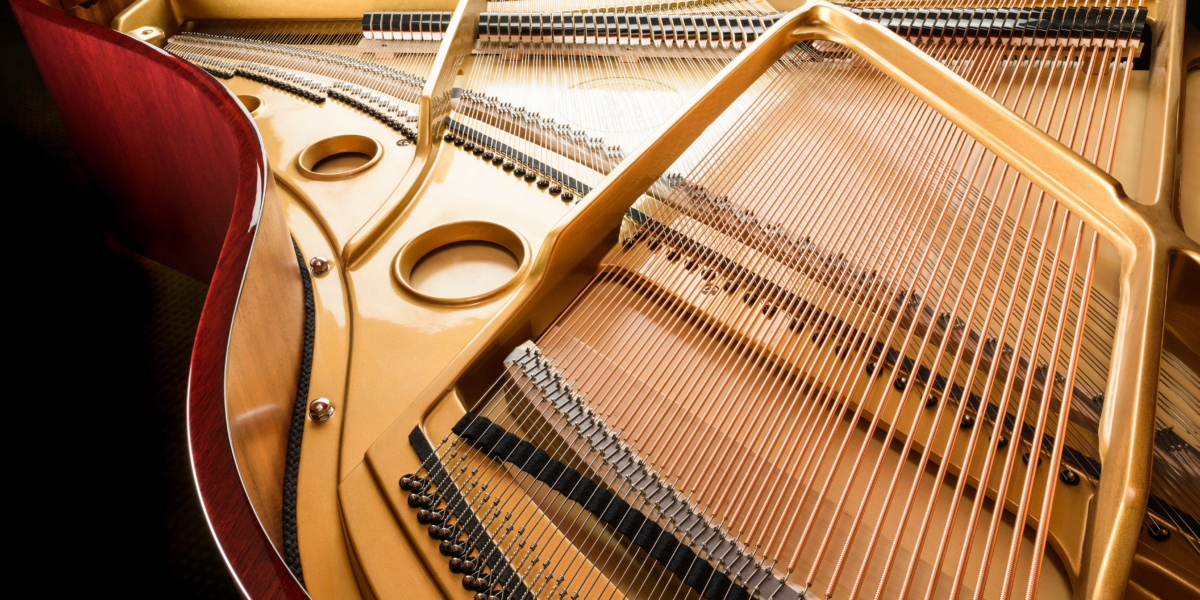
[582,487,612,514]
[650,534,680,563]
[527,448,553,475]
[704,574,733,599]
[617,510,647,539]
[508,439,535,466]
[538,454,566,483]
[601,497,632,525]
[477,426,504,452]
[634,522,663,550]
[567,476,598,504]
[444,118,591,195]
[444,412,752,600]
[491,432,520,458]
[727,584,752,600]
[670,545,701,577]
[281,239,316,587]
[681,555,715,591]
[552,467,582,494]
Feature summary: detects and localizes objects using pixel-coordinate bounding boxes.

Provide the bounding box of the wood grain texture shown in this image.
[225,173,305,556]
[10,1,306,597]
[37,0,137,28]
[17,0,231,283]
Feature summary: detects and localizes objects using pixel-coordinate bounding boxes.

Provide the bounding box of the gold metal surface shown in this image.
[128,24,165,46]
[297,134,384,181]
[393,220,530,306]
[1180,22,1200,245]
[341,0,486,268]
[237,94,263,116]
[110,0,181,37]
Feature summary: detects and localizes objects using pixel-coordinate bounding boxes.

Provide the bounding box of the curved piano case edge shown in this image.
[9,0,307,597]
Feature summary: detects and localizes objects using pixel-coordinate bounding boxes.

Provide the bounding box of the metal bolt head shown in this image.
[309,256,332,275]
[1059,468,1080,486]
[308,397,334,421]
[131,26,166,47]
[1147,522,1171,541]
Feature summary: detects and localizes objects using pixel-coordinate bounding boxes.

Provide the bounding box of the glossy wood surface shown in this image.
[225,173,305,556]
[17,0,232,283]
[9,0,306,597]
[37,0,134,28]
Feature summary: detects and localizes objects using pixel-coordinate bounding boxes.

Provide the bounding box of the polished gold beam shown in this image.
[342,0,486,268]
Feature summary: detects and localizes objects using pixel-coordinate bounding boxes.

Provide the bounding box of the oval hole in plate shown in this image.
[394,221,530,305]
[298,134,382,180]
[237,94,263,115]
[409,241,519,299]
[312,152,373,175]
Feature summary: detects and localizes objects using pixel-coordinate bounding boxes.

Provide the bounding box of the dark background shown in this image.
[3,3,239,597]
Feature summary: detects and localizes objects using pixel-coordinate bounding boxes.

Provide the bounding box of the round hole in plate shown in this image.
[394,221,530,305]
[312,152,373,174]
[237,94,263,115]
[298,134,382,181]
[411,241,517,298]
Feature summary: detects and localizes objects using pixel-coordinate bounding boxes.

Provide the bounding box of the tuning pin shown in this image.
[1147,522,1171,541]
[1059,469,1079,486]
[409,492,440,509]
[464,572,492,591]
[440,538,470,557]
[417,509,445,524]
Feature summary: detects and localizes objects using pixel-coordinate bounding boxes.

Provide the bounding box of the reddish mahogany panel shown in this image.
[15,0,231,283]
[11,1,306,598]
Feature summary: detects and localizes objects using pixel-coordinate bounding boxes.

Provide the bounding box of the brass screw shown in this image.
[309,256,332,275]
[308,398,334,421]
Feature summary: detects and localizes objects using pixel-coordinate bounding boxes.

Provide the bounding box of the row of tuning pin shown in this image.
[235,62,327,102]
[174,32,428,87]
[457,90,626,159]
[327,81,419,135]
[400,472,510,600]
